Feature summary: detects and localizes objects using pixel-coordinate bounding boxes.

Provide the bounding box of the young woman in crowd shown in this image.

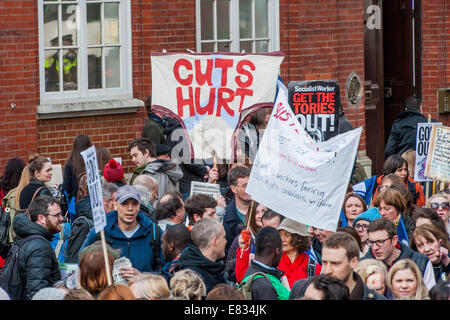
[388,258,429,300]
[19,155,53,210]
[342,193,367,227]
[129,273,171,300]
[354,258,394,299]
[427,193,450,236]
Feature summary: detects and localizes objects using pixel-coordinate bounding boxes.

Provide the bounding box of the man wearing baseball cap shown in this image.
[80,185,164,279]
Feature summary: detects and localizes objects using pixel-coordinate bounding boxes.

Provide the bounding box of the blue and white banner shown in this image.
[246,80,362,232]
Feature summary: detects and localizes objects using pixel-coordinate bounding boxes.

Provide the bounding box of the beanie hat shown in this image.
[155,144,171,156]
[103,159,124,182]
[353,207,382,226]
[32,287,67,300]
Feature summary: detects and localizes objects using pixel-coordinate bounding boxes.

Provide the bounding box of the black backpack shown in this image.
[66,216,94,263]
[0,235,47,300]
[0,209,11,258]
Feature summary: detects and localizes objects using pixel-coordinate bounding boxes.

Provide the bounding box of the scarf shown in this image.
[278,252,309,288]
[129,165,147,185]
[148,112,167,127]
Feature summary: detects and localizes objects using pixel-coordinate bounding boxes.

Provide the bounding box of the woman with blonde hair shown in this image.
[355,259,393,299]
[388,258,429,300]
[169,269,206,300]
[129,273,171,300]
[401,149,416,180]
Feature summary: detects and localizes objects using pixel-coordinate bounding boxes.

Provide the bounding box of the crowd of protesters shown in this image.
[0,95,448,301]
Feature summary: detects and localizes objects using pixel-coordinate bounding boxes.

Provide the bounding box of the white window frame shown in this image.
[196,0,280,53]
[38,0,133,106]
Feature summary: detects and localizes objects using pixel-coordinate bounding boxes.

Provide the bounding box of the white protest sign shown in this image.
[190,181,221,200]
[414,122,442,181]
[425,125,450,183]
[246,80,362,232]
[80,145,107,233]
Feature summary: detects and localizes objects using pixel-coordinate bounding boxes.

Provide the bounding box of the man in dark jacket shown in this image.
[142,95,166,145]
[178,218,227,294]
[80,185,165,278]
[13,195,62,300]
[241,226,289,300]
[223,165,252,256]
[361,218,436,290]
[385,96,432,158]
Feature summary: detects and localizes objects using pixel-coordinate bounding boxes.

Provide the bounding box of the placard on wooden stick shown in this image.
[425,125,450,184]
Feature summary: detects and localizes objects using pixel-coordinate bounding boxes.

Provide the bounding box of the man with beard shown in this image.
[12,195,62,299]
[290,232,386,300]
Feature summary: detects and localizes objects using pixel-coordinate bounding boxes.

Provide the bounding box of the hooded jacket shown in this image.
[178,244,226,294]
[13,213,61,300]
[385,109,428,158]
[142,159,183,200]
[242,259,286,300]
[80,210,164,273]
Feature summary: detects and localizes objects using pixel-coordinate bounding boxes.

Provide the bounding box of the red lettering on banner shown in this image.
[235,60,255,88]
[176,87,195,117]
[214,59,233,86]
[217,88,235,117]
[174,59,193,86]
[235,88,253,112]
[195,59,213,86]
[195,87,215,115]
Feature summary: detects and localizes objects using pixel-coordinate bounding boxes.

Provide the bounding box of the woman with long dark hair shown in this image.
[0,158,26,208]
[62,135,92,216]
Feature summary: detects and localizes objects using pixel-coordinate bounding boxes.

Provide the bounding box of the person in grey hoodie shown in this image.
[129,138,183,202]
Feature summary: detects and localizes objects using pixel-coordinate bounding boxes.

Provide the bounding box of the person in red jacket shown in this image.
[276,218,321,288]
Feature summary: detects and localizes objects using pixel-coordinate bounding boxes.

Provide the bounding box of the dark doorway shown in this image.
[383,0,422,155]
[364,0,422,176]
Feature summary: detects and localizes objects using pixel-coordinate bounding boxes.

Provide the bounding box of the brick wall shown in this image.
[36,0,197,176]
[279,0,367,150]
[0,0,39,169]
[421,0,450,125]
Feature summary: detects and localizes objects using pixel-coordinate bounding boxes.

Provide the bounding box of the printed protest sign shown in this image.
[151,52,284,161]
[190,181,221,200]
[414,122,442,181]
[80,146,107,233]
[246,80,361,232]
[425,125,450,183]
[288,80,340,142]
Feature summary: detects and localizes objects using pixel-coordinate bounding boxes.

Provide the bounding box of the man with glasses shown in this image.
[361,218,436,289]
[11,195,62,299]
[223,165,252,256]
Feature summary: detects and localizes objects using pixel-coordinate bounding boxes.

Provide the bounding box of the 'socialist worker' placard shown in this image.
[288,80,340,142]
[425,125,450,183]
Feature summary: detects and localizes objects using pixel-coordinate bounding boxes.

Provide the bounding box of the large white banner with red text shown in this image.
[151,52,284,161]
[246,80,362,232]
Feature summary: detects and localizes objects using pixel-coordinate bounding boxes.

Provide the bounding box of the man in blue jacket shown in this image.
[80,185,164,280]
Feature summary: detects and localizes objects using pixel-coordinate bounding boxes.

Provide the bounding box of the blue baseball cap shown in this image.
[115,185,141,204]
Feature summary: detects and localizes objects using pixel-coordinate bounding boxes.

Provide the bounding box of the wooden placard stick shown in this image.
[101,229,113,286]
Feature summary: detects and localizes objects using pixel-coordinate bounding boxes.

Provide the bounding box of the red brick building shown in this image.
[1,0,449,177]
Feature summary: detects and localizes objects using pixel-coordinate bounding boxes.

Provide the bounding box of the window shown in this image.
[38,0,132,105]
[196,0,279,53]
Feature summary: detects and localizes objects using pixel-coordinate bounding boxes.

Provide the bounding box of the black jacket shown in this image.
[12,213,61,300]
[19,179,53,210]
[242,260,285,300]
[178,244,226,294]
[223,199,246,256]
[385,109,429,158]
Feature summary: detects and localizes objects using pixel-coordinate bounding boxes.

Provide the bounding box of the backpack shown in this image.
[237,272,273,300]
[50,222,71,263]
[66,215,94,263]
[0,234,46,300]
[0,208,11,258]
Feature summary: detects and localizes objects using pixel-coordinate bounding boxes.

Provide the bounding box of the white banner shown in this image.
[151,52,284,161]
[414,122,442,182]
[80,146,107,233]
[246,80,362,231]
